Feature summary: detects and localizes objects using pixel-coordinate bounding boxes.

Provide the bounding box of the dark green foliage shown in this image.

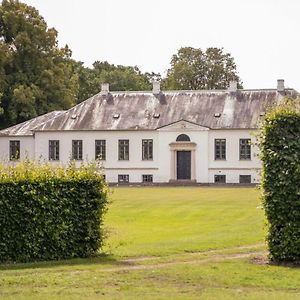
[260,100,300,262]
[164,47,242,90]
[75,61,160,103]
[0,0,79,128]
[0,161,108,263]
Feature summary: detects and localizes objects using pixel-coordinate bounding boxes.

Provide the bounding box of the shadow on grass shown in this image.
[0,252,125,271]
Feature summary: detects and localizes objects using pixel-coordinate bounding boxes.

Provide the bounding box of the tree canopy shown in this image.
[0,0,78,128]
[75,61,160,103]
[163,47,242,90]
[0,1,243,128]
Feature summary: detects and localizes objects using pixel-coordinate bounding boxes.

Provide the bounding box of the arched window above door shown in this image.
[176,134,190,142]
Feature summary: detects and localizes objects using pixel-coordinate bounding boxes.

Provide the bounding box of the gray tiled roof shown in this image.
[0,111,64,136]
[1,88,298,136]
[34,89,298,131]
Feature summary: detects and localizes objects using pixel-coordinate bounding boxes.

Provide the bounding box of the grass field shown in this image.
[1,187,300,299]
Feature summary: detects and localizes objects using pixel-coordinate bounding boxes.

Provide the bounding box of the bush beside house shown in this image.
[260,100,300,263]
[0,161,108,263]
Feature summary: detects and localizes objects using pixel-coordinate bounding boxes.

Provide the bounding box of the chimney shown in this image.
[277,79,285,92]
[101,83,109,94]
[152,81,161,94]
[228,81,238,92]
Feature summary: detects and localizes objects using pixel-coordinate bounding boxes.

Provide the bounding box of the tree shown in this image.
[164,47,242,90]
[0,0,78,128]
[76,61,161,103]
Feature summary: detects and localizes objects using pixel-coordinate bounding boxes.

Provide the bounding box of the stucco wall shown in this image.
[0,127,261,183]
[0,136,35,163]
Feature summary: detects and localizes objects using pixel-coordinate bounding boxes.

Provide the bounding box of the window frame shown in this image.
[239,175,251,184]
[118,174,129,183]
[142,174,153,183]
[118,139,129,160]
[239,139,251,160]
[72,140,83,161]
[49,140,60,161]
[9,140,20,161]
[214,175,226,183]
[142,139,153,160]
[214,139,226,160]
[95,140,106,160]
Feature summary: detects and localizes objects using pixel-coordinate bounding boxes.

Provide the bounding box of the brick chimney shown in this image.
[101,83,109,94]
[277,79,285,92]
[228,81,238,92]
[152,81,161,94]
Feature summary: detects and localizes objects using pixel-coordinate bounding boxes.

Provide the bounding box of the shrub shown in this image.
[259,100,300,262]
[0,161,108,263]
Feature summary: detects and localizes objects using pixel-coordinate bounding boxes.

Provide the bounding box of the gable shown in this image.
[157,119,210,131]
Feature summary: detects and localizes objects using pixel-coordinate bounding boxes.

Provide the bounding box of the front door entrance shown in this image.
[177,151,191,180]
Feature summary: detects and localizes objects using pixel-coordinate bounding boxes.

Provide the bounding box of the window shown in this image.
[118,140,129,160]
[142,174,153,183]
[239,175,251,184]
[49,140,59,161]
[215,139,226,160]
[95,140,106,160]
[118,174,129,183]
[176,134,190,141]
[240,139,251,160]
[142,139,153,160]
[9,140,20,160]
[72,140,83,160]
[214,175,226,183]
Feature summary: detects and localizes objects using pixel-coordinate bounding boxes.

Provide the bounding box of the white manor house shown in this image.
[0,80,297,184]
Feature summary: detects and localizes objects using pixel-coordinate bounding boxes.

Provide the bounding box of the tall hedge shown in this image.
[0,161,108,263]
[260,101,300,262]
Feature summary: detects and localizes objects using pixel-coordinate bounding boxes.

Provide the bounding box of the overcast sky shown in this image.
[23,0,300,90]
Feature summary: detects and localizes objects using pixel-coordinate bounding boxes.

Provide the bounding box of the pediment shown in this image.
[157,119,209,131]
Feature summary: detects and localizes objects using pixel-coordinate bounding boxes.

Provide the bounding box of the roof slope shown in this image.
[0,111,65,136]
[34,89,298,131]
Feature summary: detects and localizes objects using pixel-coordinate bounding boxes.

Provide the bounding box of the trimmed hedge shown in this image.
[260,100,300,263]
[0,161,108,263]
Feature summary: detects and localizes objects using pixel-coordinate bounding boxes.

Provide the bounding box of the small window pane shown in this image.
[9,140,20,160]
[142,139,153,160]
[118,174,129,183]
[214,175,226,183]
[142,174,153,183]
[240,139,251,160]
[119,140,129,160]
[95,140,106,160]
[72,140,83,160]
[49,140,59,160]
[239,175,251,184]
[215,139,226,160]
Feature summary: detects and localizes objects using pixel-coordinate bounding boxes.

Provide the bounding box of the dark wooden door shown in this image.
[177,151,191,180]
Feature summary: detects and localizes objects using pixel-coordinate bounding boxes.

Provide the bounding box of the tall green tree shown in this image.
[0,0,78,128]
[164,47,242,90]
[76,61,161,103]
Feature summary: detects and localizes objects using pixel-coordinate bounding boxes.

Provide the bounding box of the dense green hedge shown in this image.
[260,100,300,263]
[0,161,108,263]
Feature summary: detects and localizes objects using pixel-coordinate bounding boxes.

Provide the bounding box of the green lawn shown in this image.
[1,187,300,300]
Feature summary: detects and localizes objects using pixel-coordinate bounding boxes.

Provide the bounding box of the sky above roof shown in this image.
[23,0,300,91]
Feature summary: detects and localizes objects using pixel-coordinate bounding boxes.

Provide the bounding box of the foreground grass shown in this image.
[1,187,300,299]
[104,187,265,257]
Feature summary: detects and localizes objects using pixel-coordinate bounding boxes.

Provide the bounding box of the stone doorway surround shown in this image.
[169,141,197,181]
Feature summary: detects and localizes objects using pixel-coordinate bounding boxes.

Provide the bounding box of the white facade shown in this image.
[1,81,294,184]
[0,120,261,184]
